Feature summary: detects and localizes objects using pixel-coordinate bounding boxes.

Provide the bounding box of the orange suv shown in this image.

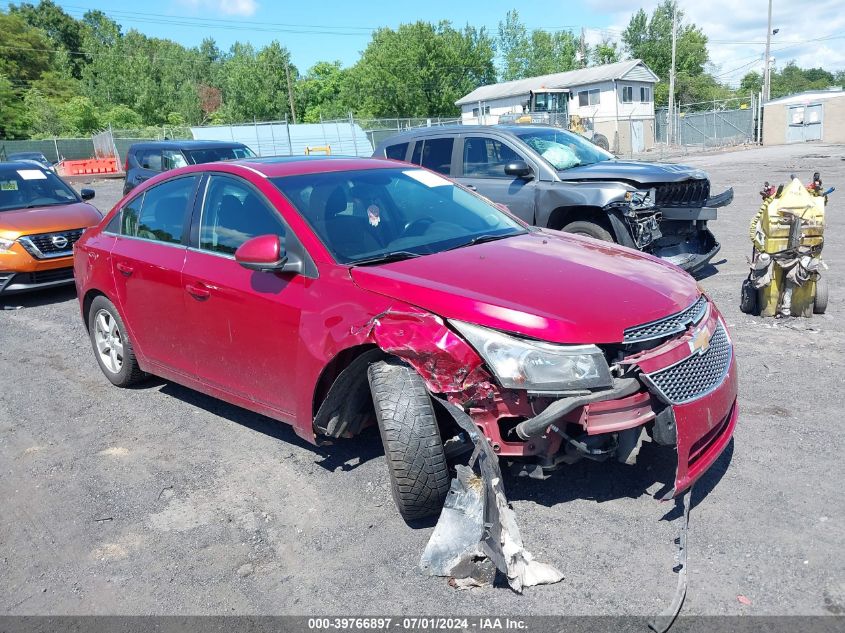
[0,162,102,295]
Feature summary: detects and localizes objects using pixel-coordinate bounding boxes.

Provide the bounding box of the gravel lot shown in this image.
[1,144,843,617]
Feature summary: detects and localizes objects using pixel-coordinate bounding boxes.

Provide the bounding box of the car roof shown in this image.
[376,124,557,144]
[163,155,409,179]
[128,140,249,151]
[0,161,51,170]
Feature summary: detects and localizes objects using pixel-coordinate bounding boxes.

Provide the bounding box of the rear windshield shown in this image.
[184,146,255,164]
[513,128,612,170]
[272,167,524,264]
[0,165,78,212]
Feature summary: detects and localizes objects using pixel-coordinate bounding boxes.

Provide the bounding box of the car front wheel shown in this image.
[562,219,614,242]
[367,358,450,522]
[88,295,145,387]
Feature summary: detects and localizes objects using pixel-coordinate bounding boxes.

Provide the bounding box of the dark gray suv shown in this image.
[123,140,255,196]
[374,125,732,273]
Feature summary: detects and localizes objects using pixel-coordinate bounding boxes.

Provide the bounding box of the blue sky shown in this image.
[46,0,620,70]
[13,1,845,86]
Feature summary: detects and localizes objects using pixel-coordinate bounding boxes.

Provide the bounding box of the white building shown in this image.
[455,59,659,153]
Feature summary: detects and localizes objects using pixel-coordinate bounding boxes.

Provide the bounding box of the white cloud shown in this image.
[585,0,845,87]
[177,0,259,17]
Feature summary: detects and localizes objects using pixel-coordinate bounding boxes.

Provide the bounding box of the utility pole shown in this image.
[580,28,587,68]
[668,8,677,144]
[285,62,297,124]
[763,0,773,102]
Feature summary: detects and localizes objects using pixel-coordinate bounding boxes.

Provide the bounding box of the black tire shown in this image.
[88,295,145,387]
[367,359,450,522]
[562,219,614,242]
[592,133,610,151]
[814,276,828,314]
[740,278,758,315]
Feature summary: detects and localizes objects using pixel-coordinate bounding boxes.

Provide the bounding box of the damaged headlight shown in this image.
[624,188,656,209]
[451,320,613,393]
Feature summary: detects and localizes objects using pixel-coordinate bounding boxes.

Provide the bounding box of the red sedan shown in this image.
[74,157,737,520]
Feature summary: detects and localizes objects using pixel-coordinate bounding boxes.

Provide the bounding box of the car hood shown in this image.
[0,202,102,237]
[351,231,700,344]
[557,160,707,184]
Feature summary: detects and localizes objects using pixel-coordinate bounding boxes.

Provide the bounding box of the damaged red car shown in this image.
[74,157,738,520]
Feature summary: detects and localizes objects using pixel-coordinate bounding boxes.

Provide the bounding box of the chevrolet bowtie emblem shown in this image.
[689,324,712,355]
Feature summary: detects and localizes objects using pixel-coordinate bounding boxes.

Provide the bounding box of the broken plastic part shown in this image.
[420,399,564,593]
[649,488,691,633]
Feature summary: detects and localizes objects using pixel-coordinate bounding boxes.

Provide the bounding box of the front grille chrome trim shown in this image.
[623,295,708,344]
[18,228,84,260]
[641,322,732,405]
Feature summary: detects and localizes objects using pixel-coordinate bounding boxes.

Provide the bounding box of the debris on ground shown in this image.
[420,401,564,593]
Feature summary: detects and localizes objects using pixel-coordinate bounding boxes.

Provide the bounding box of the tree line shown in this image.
[1,0,842,139]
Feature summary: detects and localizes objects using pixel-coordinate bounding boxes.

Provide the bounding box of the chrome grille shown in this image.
[19,228,84,259]
[643,323,732,404]
[623,296,707,344]
[655,179,710,208]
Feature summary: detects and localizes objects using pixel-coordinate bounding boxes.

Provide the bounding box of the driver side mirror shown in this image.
[235,234,300,274]
[80,188,95,201]
[504,161,533,179]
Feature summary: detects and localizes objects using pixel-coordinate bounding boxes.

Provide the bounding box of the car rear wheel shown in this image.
[367,358,450,522]
[88,296,145,387]
[562,220,614,242]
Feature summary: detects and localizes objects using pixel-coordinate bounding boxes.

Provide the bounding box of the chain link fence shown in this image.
[655,95,759,150]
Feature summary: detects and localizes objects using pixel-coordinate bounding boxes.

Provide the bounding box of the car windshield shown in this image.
[185,146,255,164]
[514,128,613,170]
[0,165,78,212]
[273,168,526,264]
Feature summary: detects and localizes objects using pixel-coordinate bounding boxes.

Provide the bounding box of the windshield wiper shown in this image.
[447,232,517,251]
[24,201,68,209]
[351,251,422,266]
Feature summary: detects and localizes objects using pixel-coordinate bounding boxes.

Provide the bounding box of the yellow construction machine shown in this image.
[741,173,832,317]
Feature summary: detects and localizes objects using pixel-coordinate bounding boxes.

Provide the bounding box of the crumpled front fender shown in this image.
[362,307,491,394]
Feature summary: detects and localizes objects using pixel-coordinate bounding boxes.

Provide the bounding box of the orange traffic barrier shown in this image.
[57,157,121,177]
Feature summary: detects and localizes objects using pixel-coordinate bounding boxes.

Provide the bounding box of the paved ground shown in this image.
[1,144,843,617]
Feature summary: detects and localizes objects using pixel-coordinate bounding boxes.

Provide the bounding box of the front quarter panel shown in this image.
[535,181,634,228]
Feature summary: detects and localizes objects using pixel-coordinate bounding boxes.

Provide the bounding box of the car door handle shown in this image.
[185,282,211,300]
[115,262,134,276]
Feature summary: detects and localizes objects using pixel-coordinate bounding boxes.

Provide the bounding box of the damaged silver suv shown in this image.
[375,124,733,273]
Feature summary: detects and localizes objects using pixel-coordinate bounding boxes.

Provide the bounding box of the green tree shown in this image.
[57,95,102,135]
[0,74,29,138]
[298,61,350,122]
[0,12,52,83]
[9,0,86,78]
[345,21,495,117]
[622,1,709,104]
[497,11,578,80]
[592,39,620,65]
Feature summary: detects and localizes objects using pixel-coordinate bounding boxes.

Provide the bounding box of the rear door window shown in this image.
[137,149,162,171]
[384,142,409,161]
[199,175,286,255]
[123,176,198,243]
[162,150,188,171]
[407,138,455,176]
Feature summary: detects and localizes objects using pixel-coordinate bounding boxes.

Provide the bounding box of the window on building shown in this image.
[578,89,600,107]
[640,87,651,103]
[472,107,479,117]
[622,86,633,103]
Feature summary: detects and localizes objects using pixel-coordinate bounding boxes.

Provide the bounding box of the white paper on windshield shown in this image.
[17,169,47,180]
[403,169,450,188]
